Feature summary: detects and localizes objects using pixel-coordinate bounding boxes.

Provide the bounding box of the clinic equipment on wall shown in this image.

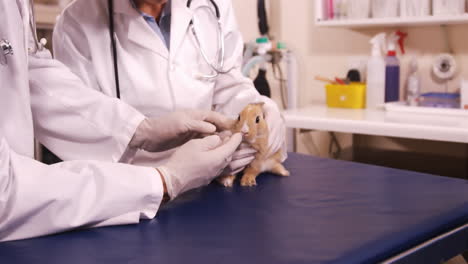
[107,0,233,99]
[242,39,297,110]
[242,0,298,110]
[251,37,273,98]
[257,0,270,37]
[252,1,275,99]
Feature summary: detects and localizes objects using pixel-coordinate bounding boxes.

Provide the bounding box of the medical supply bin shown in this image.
[325,83,366,109]
[419,92,460,108]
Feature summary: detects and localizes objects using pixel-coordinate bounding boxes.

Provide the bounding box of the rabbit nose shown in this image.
[241,123,249,134]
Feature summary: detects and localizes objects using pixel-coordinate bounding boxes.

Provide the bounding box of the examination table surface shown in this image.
[1,153,468,264]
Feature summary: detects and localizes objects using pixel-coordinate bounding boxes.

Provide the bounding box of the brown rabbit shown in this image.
[218,103,289,187]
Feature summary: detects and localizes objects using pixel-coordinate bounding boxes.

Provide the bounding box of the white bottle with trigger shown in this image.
[366,33,386,109]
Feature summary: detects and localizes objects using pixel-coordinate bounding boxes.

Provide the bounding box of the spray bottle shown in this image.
[366,33,386,109]
[385,33,400,102]
[385,31,407,102]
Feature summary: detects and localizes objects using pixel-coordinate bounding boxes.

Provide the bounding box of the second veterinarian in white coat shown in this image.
[53,0,286,169]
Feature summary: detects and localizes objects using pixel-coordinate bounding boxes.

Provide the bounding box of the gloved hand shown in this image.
[262,96,287,160]
[222,143,257,175]
[158,133,242,199]
[217,131,257,175]
[130,110,234,152]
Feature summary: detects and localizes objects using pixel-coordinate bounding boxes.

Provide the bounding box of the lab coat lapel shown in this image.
[114,0,169,60]
[169,0,194,60]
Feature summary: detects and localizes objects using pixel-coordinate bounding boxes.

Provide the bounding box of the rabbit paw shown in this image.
[272,164,290,177]
[240,175,257,187]
[217,175,236,188]
[278,168,290,177]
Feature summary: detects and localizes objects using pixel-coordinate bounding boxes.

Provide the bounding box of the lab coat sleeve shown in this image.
[28,51,144,162]
[0,138,163,242]
[212,0,262,117]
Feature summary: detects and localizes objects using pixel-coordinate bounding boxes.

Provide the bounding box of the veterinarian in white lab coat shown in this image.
[53,0,286,171]
[0,0,242,242]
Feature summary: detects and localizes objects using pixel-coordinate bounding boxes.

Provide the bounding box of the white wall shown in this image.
[231,0,259,42]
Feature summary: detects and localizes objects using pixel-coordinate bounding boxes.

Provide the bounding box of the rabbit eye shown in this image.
[256,116,260,123]
[237,115,240,121]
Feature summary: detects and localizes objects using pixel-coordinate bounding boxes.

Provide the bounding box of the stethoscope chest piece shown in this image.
[0,39,13,65]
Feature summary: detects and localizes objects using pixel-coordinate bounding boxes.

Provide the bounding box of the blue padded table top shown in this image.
[1,153,468,264]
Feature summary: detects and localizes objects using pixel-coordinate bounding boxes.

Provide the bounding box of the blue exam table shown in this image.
[0,153,467,264]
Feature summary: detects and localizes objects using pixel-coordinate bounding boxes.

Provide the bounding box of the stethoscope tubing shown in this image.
[108,0,121,99]
[189,5,233,79]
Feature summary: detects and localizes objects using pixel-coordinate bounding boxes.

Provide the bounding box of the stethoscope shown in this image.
[1,0,45,66]
[187,0,233,78]
[108,0,233,99]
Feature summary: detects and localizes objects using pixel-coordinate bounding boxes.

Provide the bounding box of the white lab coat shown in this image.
[53,0,263,166]
[0,0,164,242]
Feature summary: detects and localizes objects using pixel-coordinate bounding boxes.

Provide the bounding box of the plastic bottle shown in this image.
[406,58,420,106]
[366,33,386,109]
[333,0,342,19]
[385,33,400,102]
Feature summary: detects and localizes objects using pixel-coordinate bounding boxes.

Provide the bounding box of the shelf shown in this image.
[34,4,61,29]
[283,103,468,144]
[316,14,468,28]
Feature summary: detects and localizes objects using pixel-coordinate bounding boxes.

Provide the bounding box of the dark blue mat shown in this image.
[1,153,467,264]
